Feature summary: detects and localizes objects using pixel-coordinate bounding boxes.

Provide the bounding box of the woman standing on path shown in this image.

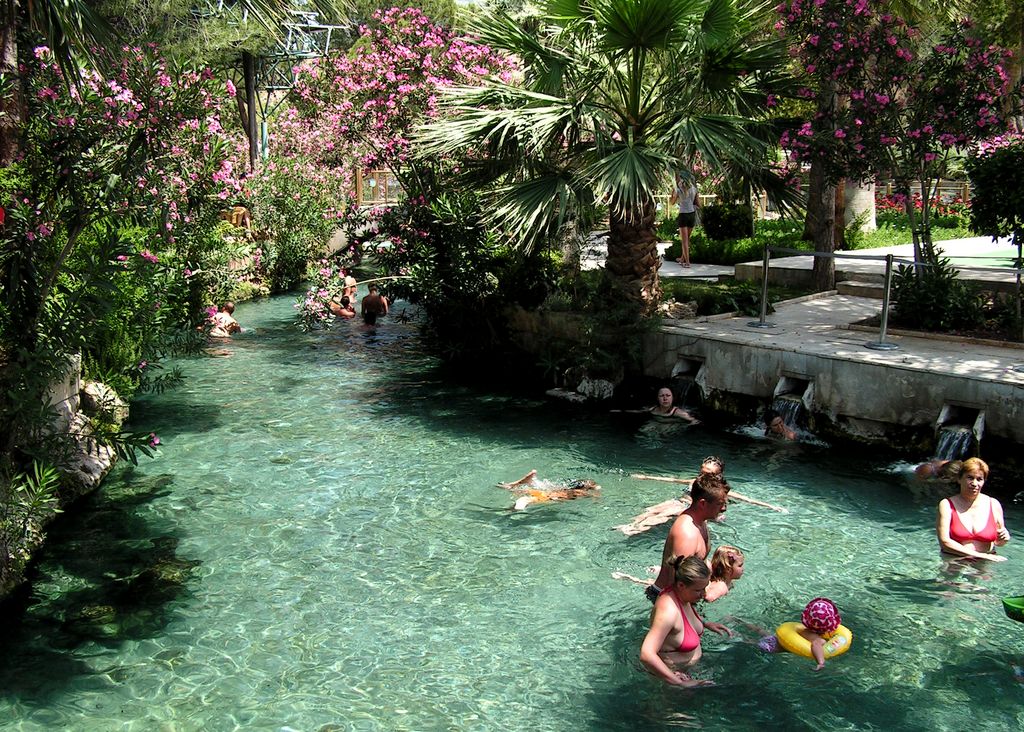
[669,171,699,268]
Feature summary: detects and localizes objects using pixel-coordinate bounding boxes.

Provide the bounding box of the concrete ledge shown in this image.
[642,293,1024,446]
[837,280,885,298]
[845,323,1024,350]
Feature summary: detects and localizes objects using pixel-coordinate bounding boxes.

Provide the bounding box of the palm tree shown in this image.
[418,0,792,317]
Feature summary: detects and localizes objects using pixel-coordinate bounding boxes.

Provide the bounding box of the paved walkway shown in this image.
[585,235,1019,285]
[664,291,1024,387]
[734,236,1021,288]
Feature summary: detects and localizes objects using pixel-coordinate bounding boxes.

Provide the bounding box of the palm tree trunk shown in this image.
[605,199,661,317]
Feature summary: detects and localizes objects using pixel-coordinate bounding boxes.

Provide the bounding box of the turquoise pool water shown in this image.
[2,295,1024,731]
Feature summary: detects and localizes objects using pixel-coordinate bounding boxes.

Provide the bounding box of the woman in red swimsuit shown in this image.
[639,555,732,686]
[936,458,1011,561]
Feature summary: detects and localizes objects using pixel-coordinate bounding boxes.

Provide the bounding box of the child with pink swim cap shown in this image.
[798,597,841,670]
[756,598,844,668]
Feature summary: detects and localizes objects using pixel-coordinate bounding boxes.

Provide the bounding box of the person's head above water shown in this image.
[699,455,724,476]
[802,597,840,637]
[667,554,711,589]
[220,301,235,314]
[956,457,988,481]
[656,387,674,407]
[566,479,599,491]
[689,472,729,520]
[710,545,744,581]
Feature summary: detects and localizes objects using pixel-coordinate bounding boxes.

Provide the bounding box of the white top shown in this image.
[676,180,698,214]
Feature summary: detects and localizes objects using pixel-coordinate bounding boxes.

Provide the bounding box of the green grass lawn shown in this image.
[660,212,975,266]
[947,247,1022,268]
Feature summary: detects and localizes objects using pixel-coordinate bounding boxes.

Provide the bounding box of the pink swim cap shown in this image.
[802,597,840,634]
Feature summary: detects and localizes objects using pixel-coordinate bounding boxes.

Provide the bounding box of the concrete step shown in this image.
[837,280,885,299]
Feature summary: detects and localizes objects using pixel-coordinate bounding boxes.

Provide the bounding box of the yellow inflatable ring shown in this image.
[775,622,852,660]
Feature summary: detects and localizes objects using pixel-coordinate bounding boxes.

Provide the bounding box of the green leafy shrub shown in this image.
[701,203,754,241]
[0,462,61,593]
[891,258,985,331]
[661,280,802,316]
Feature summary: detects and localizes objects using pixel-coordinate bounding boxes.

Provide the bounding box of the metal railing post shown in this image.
[747,244,775,328]
[865,253,899,351]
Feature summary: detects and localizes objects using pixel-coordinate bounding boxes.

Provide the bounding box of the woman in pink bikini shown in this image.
[639,555,732,686]
[936,458,1011,562]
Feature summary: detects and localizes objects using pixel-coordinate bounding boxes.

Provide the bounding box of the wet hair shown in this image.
[700,455,725,474]
[340,296,351,307]
[368,284,379,293]
[710,545,744,581]
[763,409,781,435]
[958,457,989,480]
[220,301,235,314]
[667,555,711,586]
[690,472,729,504]
[566,479,599,491]
[656,386,674,398]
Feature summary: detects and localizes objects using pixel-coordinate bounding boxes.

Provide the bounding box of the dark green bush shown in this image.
[701,203,754,241]
[662,218,810,265]
[891,258,985,331]
[660,280,804,316]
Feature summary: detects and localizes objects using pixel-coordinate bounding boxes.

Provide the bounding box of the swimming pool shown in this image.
[2,294,1022,731]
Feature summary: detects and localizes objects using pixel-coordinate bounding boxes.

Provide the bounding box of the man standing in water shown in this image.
[360,284,389,325]
[646,473,729,602]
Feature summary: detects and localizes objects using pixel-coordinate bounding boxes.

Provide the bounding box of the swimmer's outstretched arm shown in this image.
[631,473,694,485]
[630,475,788,513]
[727,490,788,514]
[611,571,653,586]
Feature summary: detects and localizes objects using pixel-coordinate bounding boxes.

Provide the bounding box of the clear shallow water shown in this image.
[2,295,1024,732]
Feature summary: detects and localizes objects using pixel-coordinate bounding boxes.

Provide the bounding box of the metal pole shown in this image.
[866,253,899,351]
[748,244,775,328]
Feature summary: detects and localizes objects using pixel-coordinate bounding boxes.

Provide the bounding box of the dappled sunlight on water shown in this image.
[1,295,1023,731]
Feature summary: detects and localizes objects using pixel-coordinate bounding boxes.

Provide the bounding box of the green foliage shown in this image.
[0,461,62,592]
[419,0,794,315]
[247,156,340,292]
[354,164,557,360]
[967,138,1024,251]
[0,44,239,480]
[701,203,754,241]
[660,280,799,317]
[891,258,985,332]
[659,210,975,266]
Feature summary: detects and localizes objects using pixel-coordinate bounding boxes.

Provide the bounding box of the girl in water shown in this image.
[639,555,732,687]
[703,545,745,603]
[497,470,600,511]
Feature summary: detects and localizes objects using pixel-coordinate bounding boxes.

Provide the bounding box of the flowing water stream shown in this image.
[2,295,1023,731]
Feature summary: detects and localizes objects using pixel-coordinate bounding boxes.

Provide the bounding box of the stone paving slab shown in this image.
[735,236,1021,288]
[662,293,1024,388]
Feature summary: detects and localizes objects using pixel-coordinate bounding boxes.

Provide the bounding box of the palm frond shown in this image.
[488,173,581,252]
[701,0,739,47]
[593,0,695,52]
[665,113,767,169]
[581,142,673,222]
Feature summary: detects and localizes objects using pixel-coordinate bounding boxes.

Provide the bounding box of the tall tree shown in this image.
[419,0,792,317]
